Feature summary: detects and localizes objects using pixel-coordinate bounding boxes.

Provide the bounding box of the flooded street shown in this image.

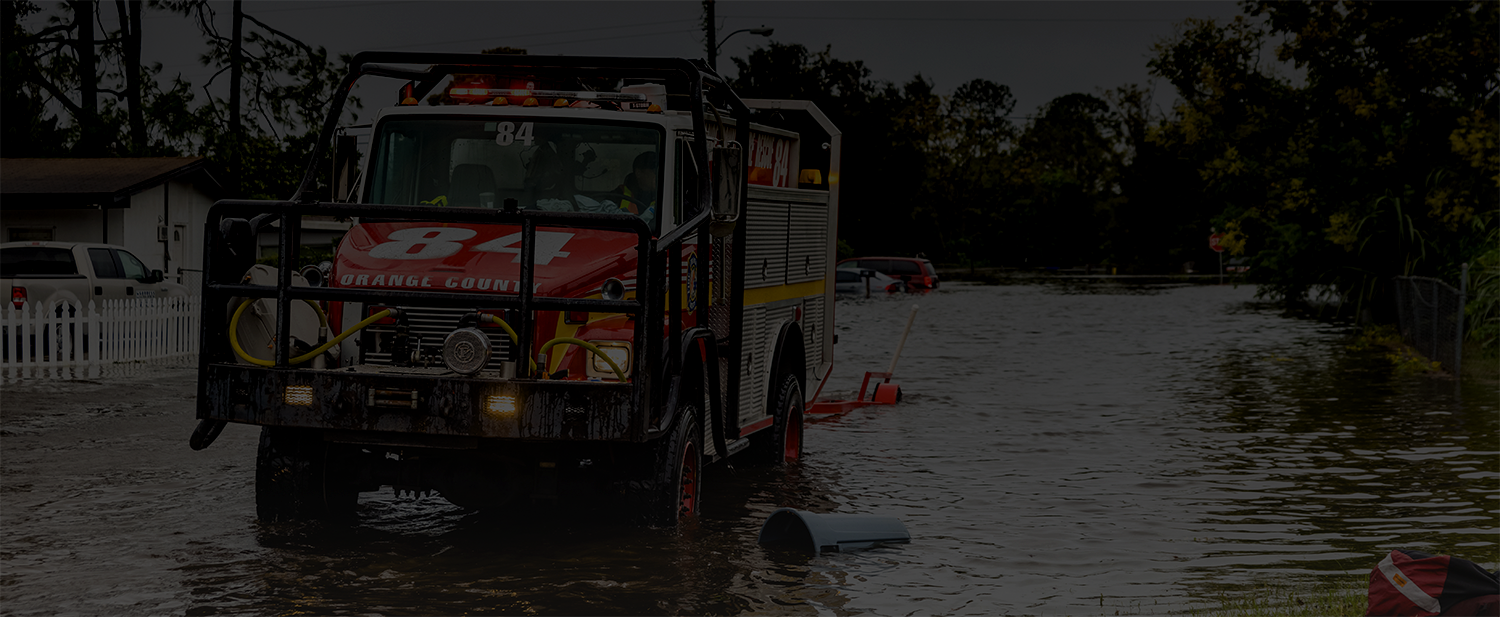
[2,280,1496,615]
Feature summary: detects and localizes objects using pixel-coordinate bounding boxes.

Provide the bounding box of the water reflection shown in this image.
[169,459,859,616]
[1179,318,1497,583]
[2,281,1493,616]
[2,356,195,384]
[808,281,1496,613]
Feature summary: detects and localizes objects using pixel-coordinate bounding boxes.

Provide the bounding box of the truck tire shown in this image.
[647,412,703,526]
[750,372,804,465]
[255,427,357,521]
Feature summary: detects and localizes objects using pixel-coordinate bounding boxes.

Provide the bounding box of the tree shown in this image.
[5,0,353,199]
[1097,83,1214,273]
[169,0,358,199]
[1147,2,1497,315]
[2,1,69,157]
[897,78,1017,265]
[1009,93,1119,267]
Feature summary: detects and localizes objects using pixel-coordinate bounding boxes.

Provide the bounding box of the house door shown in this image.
[171,224,187,283]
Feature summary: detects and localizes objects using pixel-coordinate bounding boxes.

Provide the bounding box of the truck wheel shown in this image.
[648,412,703,526]
[751,372,804,465]
[255,427,357,521]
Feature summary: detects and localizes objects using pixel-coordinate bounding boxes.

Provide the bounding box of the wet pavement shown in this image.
[2,281,1495,615]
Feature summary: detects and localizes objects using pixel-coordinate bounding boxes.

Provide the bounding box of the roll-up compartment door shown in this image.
[744,200,788,289]
[785,202,827,285]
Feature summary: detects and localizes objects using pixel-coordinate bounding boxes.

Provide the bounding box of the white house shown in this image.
[1,157,221,285]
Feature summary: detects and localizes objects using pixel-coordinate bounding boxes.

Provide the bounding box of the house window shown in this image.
[8,228,53,242]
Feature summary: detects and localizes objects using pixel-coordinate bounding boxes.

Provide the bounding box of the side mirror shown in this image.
[331,133,360,202]
[149,269,165,284]
[710,145,743,238]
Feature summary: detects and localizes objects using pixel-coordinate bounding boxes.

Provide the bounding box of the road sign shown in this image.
[1209,233,1225,253]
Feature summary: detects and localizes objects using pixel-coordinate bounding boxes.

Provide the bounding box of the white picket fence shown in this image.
[1,297,201,368]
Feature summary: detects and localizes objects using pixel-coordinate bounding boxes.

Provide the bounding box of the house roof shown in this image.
[0,157,222,208]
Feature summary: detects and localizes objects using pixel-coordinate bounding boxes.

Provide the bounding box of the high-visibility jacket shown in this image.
[619,185,657,226]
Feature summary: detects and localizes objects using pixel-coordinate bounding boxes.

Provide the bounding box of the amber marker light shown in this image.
[589,342,632,380]
[485,393,518,417]
[285,385,314,406]
[522,97,540,107]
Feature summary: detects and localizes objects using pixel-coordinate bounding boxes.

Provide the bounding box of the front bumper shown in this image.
[203,364,641,441]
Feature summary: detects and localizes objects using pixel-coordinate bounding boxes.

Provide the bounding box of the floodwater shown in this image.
[2,281,1496,615]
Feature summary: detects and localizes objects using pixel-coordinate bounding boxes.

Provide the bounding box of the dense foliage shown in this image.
[5,1,1495,334]
[2,0,354,199]
[1147,2,1497,317]
[729,2,1496,329]
[728,43,1236,275]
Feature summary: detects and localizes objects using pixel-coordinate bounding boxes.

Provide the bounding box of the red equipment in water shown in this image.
[806,304,917,416]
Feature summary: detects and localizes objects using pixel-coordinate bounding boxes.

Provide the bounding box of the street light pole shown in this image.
[702,0,773,72]
[712,27,774,71]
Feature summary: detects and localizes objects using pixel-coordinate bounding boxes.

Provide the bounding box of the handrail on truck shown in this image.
[197,51,756,445]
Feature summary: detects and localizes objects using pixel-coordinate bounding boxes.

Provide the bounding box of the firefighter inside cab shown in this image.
[387,113,663,232]
[615,151,658,228]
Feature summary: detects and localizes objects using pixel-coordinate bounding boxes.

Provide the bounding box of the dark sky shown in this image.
[32,1,1252,118]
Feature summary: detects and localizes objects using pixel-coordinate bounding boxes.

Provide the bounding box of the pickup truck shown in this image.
[2,241,189,310]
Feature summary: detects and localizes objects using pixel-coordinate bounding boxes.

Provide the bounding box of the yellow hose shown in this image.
[304,299,328,328]
[479,313,537,373]
[228,303,626,381]
[480,316,627,379]
[229,299,391,367]
[538,337,627,382]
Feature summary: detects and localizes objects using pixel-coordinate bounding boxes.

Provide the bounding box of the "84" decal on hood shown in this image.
[368,227,574,265]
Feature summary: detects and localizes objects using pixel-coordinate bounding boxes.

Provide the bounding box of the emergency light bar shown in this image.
[447,88,647,102]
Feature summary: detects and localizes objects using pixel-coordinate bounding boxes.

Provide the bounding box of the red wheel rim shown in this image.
[678,441,699,519]
[783,402,802,461]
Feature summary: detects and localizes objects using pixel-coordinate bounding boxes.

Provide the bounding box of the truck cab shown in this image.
[3,241,187,309]
[191,54,841,526]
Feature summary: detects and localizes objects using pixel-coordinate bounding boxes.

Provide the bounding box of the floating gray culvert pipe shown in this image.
[758,508,910,553]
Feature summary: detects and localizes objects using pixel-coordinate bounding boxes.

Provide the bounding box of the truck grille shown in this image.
[363,306,514,370]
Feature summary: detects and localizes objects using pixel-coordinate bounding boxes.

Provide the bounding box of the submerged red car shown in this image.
[836,257,940,291]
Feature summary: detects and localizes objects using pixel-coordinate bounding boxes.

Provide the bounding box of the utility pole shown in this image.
[229,0,243,196]
[703,0,716,71]
[73,0,98,155]
[121,0,145,154]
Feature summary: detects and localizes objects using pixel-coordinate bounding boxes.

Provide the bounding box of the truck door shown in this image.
[115,249,164,298]
[86,247,132,301]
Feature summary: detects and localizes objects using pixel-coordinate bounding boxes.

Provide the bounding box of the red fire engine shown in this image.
[190,53,841,525]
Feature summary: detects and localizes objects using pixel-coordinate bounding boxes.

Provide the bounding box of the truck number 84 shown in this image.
[369,227,573,265]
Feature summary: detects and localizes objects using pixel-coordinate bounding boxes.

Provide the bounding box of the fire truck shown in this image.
[189,53,841,525]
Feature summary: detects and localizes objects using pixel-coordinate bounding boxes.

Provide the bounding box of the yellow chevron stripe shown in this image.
[743,280,827,306]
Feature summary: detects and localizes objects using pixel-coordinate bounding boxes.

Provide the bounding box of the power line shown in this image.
[253,1,410,14]
[381,18,698,50]
[138,1,410,21]
[392,27,702,53]
[153,18,700,70]
[719,14,1180,23]
[525,28,702,49]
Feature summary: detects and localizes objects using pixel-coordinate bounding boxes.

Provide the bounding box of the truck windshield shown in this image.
[1,247,78,276]
[367,117,664,230]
